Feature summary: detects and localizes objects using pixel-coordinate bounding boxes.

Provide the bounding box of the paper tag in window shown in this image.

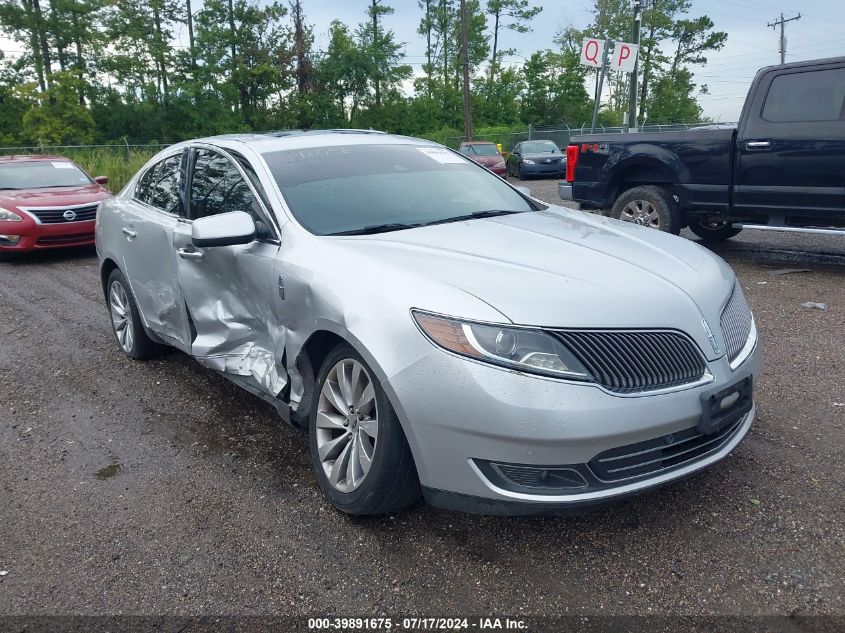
[416,147,466,164]
[51,162,75,169]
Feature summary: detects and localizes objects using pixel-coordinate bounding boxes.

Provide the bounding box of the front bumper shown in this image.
[389,341,761,515]
[521,162,565,177]
[0,218,96,252]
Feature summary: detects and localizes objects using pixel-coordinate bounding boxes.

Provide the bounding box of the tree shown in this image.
[669,16,727,76]
[484,0,541,85]
[644,66,701,123]
[19,70,95,143]
[357,1,410,110]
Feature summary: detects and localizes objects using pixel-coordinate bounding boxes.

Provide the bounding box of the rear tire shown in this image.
[309,343,420,515]
[611,185,681,235]
[689,219,743,242]
[106,268,164,360]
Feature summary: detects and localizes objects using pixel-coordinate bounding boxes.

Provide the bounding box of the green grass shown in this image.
[61,148,157,192]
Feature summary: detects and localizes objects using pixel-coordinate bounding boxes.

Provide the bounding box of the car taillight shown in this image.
[565,145,579,182]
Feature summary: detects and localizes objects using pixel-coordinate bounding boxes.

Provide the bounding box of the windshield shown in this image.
[521,141,558,154]
[462,144,499,156]
[0,161,92,190]
[263,144,539,235]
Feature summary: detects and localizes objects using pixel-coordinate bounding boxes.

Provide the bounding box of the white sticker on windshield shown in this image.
[51,162,75,169]
[416,147,466,164]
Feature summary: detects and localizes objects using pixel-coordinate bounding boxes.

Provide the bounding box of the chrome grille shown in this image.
[720,284,753,363]
[551,330,707,394]
[27,204,98,224]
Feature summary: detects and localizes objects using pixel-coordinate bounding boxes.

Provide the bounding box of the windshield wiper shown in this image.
[331,222,424,236]
[422,209,525,226]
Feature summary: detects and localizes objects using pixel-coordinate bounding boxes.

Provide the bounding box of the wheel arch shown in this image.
[607,158,679,206]
[291,323,428,483]
[99,257,121,300]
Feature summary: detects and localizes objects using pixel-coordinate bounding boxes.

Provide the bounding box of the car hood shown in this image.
[0,184,109,209]
[340,207,735,360]
[470,155,503,166]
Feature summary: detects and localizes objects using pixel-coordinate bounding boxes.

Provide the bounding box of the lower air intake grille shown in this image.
[589,417,745,482]
[551,329,707,394]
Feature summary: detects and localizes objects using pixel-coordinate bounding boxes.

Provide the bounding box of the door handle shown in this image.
[122,227,137,238]
[746,140,772,151]
[177,248,204,261]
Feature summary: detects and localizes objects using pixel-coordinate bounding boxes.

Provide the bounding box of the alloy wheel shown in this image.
[109,280,134,353]
[316,358,378,492]
[620,200,661,229]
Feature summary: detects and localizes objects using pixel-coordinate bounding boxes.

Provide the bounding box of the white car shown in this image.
[96,131,761,515]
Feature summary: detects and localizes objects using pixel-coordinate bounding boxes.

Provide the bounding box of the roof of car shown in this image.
[190,129,439,153]
[460,141,496,145]
[0,154,71,163]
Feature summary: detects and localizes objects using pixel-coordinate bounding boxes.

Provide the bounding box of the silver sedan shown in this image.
[96,131,761,515]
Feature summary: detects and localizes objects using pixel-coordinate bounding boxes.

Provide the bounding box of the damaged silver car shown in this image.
[96,131,761,515]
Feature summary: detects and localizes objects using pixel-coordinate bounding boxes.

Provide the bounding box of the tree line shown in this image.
[0,0,727,146]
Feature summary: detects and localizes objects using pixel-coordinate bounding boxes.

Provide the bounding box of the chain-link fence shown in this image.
[444,122,734,152]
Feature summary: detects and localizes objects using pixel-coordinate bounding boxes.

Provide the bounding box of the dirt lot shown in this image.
[1,180,844,626]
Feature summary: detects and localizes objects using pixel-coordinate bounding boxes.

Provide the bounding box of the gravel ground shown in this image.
[1,180,844,623]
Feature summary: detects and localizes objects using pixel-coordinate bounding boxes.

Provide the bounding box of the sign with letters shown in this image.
[581,38,639,73]
[611,41,639,73]
[580,38,606,68]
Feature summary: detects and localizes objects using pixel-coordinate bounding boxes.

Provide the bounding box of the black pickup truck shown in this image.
[559,56,845,240]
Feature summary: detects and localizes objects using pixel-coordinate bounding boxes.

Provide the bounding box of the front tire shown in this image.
[309,343,420,515]
[106,268,164,360]
[611,185,681,234]
[689,219,743,241]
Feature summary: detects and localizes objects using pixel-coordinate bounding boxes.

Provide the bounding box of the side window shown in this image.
[762,68,845,123]
[135,154,184,215]
[190,149,261,221]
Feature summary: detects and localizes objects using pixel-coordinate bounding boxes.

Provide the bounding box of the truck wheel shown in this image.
[611,186,681,235]
[689,219,743,242]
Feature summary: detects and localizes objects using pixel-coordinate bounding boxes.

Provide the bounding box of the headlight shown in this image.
[494,161,505,169]
[522,159,535,165]
[412,311,592,381]
[0,207,23,222]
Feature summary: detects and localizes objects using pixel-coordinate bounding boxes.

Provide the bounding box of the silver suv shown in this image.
[96,131,761,516]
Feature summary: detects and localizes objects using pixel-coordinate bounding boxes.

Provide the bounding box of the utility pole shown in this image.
[186,0,196,70]
[628,0,642,130]
[460,0,473,141]
[768,12,801,65]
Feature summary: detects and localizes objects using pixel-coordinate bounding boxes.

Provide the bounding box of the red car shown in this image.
[458,141,507,178]
[0,155,110,253]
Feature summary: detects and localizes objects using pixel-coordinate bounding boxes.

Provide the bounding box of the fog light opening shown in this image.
[0,234,21,246]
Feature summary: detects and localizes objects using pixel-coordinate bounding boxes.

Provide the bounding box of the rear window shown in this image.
[0,160,91,190]
[762,68,845,123]
[462,144,499,156]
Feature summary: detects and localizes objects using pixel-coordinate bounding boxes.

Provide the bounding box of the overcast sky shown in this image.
[290,0,845,122]
[4,0,844,122]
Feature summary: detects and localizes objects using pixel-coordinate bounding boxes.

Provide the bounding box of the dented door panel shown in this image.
[172,222,287,396]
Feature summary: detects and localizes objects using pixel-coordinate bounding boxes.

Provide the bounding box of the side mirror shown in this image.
[192,211,256,248]
[515,186,531,197]
[94,176,109,185]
